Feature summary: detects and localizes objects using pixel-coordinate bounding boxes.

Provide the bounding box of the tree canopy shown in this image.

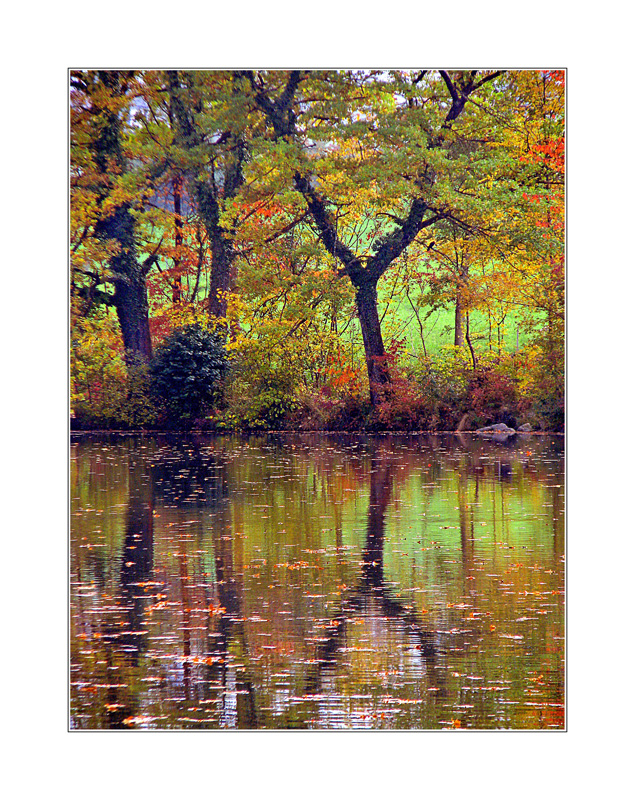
[70,69,564,432]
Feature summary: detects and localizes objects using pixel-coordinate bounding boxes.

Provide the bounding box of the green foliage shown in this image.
[71,310,127,425]
[70,70,565,432]
[219,340,301,430]
[515,340,564,431]
[411,347,520,430]
[117,361,159,428]
[150,324,227,424]
[416,347,473,412]
[71,310,158,428]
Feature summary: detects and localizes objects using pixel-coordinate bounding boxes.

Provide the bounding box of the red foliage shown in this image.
[467,368,520,424]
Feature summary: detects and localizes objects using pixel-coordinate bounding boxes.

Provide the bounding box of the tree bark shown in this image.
[454,292,464,347]
[465,312,477,370]
[113,268,153,365]
[95,206,153,365]
[353,279,390,406]
[207,218,234,318]
[90,72,153,365]
[172,176,183,304]
[167,70,245,321]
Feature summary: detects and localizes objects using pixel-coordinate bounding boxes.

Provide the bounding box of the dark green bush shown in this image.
[150,324,227,424]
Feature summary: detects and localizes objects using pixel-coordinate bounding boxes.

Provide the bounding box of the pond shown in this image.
[70,432,564,730]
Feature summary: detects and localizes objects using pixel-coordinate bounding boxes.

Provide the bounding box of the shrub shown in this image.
[220,348,301,430]
[150,324,226,425]
[412,347,473,429]
[292,383,371,430]
[116,361,159,428]
[515,339,564,431]
[466,367,520,427]
[71,310,128,427]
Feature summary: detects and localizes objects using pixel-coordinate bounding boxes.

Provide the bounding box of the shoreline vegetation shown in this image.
[70,429,563,436]
[71,70,563,437]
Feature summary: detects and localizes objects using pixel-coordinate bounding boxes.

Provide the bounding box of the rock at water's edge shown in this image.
[476,423,516,435]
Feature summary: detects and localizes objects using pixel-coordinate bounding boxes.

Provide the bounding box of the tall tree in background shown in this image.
[164,70,248,320]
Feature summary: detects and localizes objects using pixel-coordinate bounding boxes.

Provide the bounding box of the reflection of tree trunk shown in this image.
[118,455,154,662]
[552,483,564,557]
[306,448,440,694]
[209,501,258,728]
[326,481,343,550]
[361,453,393,588]
[457,472,473,573]
[104,449,155,728]
[177,551,192,700]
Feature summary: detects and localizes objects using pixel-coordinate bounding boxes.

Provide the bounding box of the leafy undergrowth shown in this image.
[71,326,563,433]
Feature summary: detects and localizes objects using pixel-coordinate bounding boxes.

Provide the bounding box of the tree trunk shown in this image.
[96,206,153,365]
[454,256,470,347]
[90,72,153,366]
[354,279,390,406]
[113,271,153,365]
[172,176,183,304]
[207,230,234,318]
[465,311,477,370]
[167,71,243,322]
[454,291,464,347]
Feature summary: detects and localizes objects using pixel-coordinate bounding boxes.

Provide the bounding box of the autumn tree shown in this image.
[240,69,509,405]
[70,68,564,431]
[70,70,165,365]
[503,70,565,422]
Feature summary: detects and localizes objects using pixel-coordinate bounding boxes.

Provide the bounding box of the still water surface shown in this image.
[70,432,564,730]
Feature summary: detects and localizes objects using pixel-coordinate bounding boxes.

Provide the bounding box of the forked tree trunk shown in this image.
[247,69,501,408]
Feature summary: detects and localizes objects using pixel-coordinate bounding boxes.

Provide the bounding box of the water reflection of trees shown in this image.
[205,499,258,728]
[70,447,156,728]
[147,440,259,728]
[304,448,447,701]
[71,433,564,729]
[105,454,154,727]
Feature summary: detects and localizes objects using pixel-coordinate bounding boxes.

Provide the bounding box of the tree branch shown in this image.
[473,70,503,91]
[439,70,460,105]
[141,235,165,275]
[368,200,444,280]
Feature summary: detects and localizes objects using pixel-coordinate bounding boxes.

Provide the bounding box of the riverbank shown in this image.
[70,426,564,437]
